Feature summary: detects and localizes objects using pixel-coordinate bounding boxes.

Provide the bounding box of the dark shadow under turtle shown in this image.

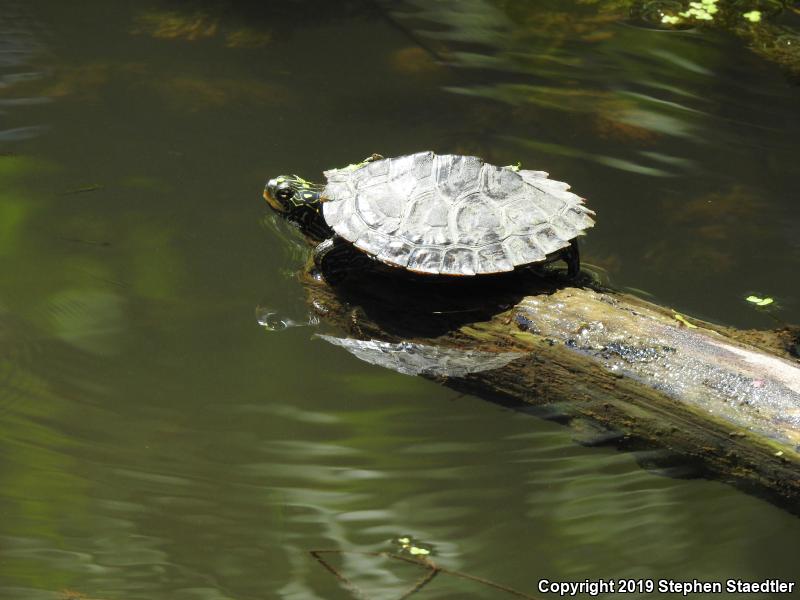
[303,254,596,338]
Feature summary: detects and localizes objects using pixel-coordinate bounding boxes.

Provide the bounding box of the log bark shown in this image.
[300,265,800,513]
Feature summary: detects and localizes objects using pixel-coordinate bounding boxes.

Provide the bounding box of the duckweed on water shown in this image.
[395,536,434,557]
[679,0,720,21]
[632,0,800,77]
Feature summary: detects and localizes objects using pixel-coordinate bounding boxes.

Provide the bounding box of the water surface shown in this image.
[1,1,799,598]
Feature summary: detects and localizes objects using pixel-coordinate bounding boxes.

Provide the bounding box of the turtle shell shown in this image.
[320,151,595,275]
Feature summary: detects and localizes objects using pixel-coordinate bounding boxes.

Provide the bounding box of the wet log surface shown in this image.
[300,261,800,513]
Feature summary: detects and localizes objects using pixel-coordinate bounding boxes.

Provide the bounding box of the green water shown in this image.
[1,1,799,598]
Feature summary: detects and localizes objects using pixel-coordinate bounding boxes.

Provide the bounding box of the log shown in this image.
[300,263,800,513]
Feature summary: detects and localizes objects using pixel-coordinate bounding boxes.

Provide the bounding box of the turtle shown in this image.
[263,151,595,280]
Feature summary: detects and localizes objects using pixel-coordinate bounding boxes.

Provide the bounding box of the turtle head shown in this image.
[264,175,322,214]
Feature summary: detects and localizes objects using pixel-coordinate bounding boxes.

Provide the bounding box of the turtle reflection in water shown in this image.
[264,152,595,282]
[317,335,522,378]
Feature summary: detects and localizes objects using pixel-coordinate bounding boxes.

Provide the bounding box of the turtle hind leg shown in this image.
[564,239,581,279]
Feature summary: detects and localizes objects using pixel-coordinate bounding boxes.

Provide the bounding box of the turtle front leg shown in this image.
[564,238,581,279]
[313,236,356,284]
[313,237,340,270]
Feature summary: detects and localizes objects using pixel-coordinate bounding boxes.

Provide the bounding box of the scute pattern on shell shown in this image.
[321,151,595,275]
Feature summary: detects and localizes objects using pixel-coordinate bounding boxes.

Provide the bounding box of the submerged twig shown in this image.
[59,184,104,195]
[309,549,539,599]
[310,550,373,600]
[60,237,111,247]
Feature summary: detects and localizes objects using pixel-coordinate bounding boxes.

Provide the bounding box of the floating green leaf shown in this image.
[745,295,774,306]
[743,10,762,23]
[673,313,698,329]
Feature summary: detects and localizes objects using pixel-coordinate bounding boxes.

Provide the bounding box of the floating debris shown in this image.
[255,306,316,331]
[132,11,218,41]
[225,28,271,48]
[390,46,440,75]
